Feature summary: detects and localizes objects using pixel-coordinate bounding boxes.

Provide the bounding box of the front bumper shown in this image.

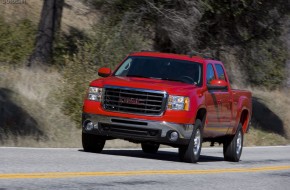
[82,113,193,146]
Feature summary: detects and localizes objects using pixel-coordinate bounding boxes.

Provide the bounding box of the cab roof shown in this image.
[129,51,221,64]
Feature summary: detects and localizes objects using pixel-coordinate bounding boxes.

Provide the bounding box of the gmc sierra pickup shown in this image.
[82,52,252,163]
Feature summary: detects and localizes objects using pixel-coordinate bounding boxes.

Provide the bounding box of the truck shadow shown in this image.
[84,149,225,163]
[252,97,285,137]
[0,88,46,142]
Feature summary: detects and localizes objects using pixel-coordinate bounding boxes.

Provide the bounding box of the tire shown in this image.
[82,133,106,153]
[179,119,203,163]
[223,123,243,162]
[141,142,160,154]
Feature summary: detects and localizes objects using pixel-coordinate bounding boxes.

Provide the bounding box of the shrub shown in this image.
[241,39,287,88]
[0,16,36,65]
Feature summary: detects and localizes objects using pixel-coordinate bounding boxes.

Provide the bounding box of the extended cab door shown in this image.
[213,64,232,129]
[204,63,231,137]
[204,63,222,137]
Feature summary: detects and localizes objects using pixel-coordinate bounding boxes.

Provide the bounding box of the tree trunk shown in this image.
[28,0,64,67]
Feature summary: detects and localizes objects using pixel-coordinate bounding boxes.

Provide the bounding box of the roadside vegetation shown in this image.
[0,0,290,147]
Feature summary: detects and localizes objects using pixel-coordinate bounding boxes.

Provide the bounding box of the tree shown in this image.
[28,0,64,67]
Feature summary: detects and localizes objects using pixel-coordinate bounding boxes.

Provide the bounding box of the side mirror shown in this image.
[207,79,228,90]
[98,67,111,77]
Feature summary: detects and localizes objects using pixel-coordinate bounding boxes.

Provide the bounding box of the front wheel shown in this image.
[141,142,160,154]
[223,123,244,162]
[179,119,203,163]
[82,133,106,153]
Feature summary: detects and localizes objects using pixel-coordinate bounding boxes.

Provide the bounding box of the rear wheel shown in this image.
[141,142,160,154]
[82,133,106,153]
[179,119,203,163]
[223,123,243,162]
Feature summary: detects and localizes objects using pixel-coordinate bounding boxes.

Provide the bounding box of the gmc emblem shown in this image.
[119,97,140,105]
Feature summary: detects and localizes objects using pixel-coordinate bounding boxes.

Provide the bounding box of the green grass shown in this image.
[0,16,36,64]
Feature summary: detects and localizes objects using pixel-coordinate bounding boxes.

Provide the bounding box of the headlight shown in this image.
[167,95,190,111]
[87,87,103,101]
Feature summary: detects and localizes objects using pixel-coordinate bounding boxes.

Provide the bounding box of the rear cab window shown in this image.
[215,64,227,81]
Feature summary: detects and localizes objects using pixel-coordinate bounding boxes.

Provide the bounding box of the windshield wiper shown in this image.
[126,74,150,78]
[126,75,161,79]
[161,78,185,83]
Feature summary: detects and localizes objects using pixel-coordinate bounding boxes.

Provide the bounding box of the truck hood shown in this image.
[90,76,197,95]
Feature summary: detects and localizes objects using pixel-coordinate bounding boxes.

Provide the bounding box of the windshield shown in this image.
[114,56,202,86]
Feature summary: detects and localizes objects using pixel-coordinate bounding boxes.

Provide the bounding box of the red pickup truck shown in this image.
[82,52,252,163]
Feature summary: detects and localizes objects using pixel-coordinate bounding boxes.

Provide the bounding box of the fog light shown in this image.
[85,121,94,131]
[93,123,99,129]
[169,131,179,141]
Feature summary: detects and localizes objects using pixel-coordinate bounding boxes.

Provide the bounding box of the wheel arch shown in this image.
[232,108,250,134]
[239,109,250,133]
[233,95,252,134]
[195,108,207,125]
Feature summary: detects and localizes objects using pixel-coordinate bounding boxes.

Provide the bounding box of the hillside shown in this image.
[0,0,290,147]
[0,0,99,32]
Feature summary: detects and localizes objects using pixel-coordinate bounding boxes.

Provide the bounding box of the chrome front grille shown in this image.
[103,86,167,115]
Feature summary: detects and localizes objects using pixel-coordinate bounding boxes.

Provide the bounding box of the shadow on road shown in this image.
[79,149,224,163]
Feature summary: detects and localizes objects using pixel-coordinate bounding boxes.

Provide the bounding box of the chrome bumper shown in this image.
[82,113,194,145]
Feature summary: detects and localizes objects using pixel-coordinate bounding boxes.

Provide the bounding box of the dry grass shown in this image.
[0,0,42,24]
[0,65,81,147]
[252,88,290,137]
[245,87,290,146]
[61,0,100,33]
[0,0,99,33]
[245,128,289,146]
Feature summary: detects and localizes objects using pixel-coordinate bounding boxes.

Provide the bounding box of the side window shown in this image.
[215,64,226,81]
[206,64,215,84]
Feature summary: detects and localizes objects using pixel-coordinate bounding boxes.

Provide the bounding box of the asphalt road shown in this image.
[1,146,290,190]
